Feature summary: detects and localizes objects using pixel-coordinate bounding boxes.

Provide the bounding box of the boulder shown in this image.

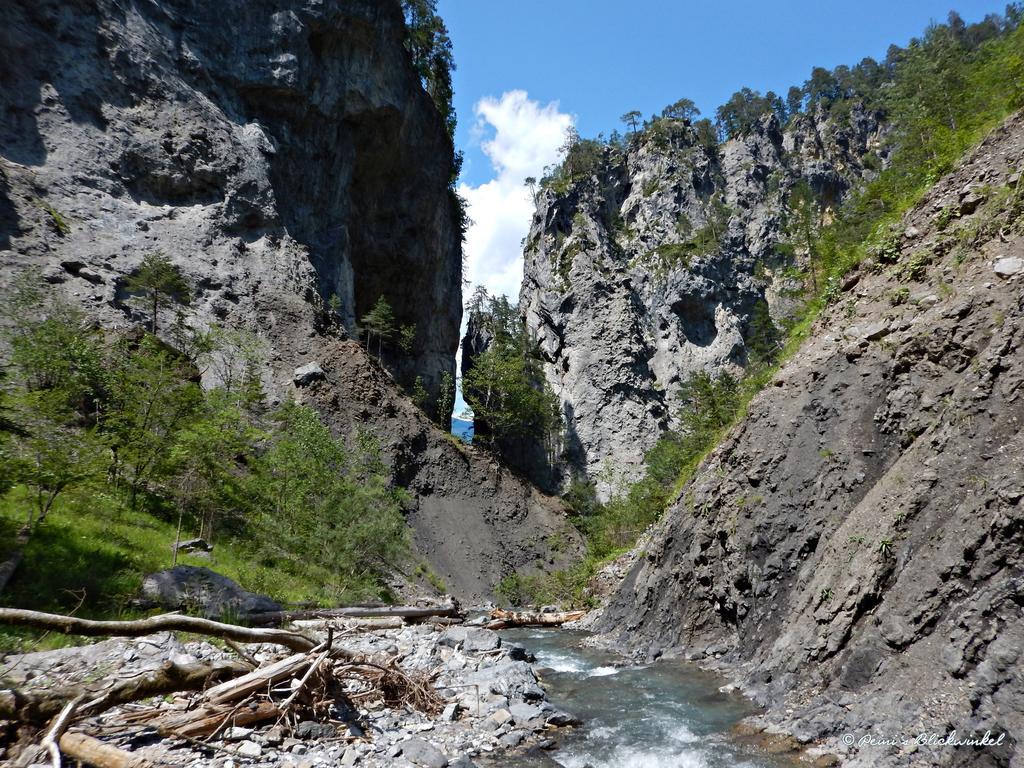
[399,737,448,768]
[173,537,212,553]
[293,361,325,386]
[437,626,501,652]
[993,256,1023,278]
[140,565,280,619]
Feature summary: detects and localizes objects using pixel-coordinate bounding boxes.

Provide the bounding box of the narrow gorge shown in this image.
[1,2,1022,768]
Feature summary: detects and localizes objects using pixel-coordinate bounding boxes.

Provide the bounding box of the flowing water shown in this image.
[491,628,795,768]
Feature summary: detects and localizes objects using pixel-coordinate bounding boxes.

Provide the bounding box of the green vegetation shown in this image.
[401,0,456,139]
[124,252,191,334]
[462,288,561,449]
[42,203,70,236]
[0,281,410,623]
[360,295,397,361]
[506,370,746,607]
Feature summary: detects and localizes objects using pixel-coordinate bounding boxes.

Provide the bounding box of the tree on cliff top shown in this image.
[402,0,456,138]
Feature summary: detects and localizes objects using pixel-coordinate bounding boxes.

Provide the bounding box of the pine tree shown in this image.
[360,296,397,362]
[125,252,191,334]
[620,110,642,134]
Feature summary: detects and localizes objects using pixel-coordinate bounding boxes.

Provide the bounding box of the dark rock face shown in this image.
[0,0,581,601]
[303,340,584,604]
[597,112,1024,766]
[520,108,886,496]
[0,0,460,409]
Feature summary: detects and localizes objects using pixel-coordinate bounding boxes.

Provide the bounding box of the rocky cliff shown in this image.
[596,111,1024,767]
[0,0,581,602]
[520,108,886,495]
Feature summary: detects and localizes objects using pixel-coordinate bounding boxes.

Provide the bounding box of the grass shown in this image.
[0,486,334,652]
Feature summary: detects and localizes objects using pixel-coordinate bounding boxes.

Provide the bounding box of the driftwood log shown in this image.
[0,608,317,651]
[204,652,316,704]
[485,609,587,630]
[246,603,462,627]
[58,732,152,768]
[0,658,250,723]
[155,700,280,739]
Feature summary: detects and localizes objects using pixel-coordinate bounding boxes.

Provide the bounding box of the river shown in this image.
[487,628,796,768]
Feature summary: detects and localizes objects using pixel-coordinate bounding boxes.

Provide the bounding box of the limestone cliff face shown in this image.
[0,0,582,601]
[597,112,1024,766]
[0,0,460,408]
[520,108,886,495]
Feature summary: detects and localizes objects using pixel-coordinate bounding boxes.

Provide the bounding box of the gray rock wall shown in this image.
[520,108,886,495]
[596,111,1024,766]
[0,0,460,409]
[0,0,581,602]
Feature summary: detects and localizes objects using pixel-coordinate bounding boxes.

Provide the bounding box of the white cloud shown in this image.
[458,90,573,301]
[453,91,572,416]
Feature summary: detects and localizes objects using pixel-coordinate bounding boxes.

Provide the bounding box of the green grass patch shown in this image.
[0,486,332,617]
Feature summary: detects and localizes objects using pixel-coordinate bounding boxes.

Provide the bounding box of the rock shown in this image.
[509,702,545,728]
[593,112,1024,768]
[293,361,325,386]
[235,741,262,759]
[447,758,479,768]
[399,738,448,768]
[993,256,1023,277]
[340,746,360,766]
[487,709,513,727]
[295,721,337,740]
[173,537,213,553]
[959,190,985,214]
[139,565,280,619]
[545,708,582,727]
[440,703,460,722]
[77,267,105,284]
[499,730,527,748]
[503,105,889,497]
[438,627,501,653]
[861,320,890,341]
[464,661,541,701]
[505,644,535,662]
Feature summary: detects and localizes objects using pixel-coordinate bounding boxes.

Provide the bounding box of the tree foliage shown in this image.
[661,97,700,122]
[360,295,397,362]
[0,283,410,600]
[124,252,191,334]
[401,0,456,138]
[462,289,560,447]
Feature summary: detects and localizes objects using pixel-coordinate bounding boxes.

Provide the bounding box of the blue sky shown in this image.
[441,0,1006,416]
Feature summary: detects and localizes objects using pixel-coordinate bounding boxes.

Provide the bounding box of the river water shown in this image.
[492,628,795,768]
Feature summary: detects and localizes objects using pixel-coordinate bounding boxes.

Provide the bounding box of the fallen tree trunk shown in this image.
[155,700,280,739]
[485,609,587,630]
[246,603,462,627]
[204,652,314,704]
[58,732,152,768]
[0,658,250,723]
[0,608,317,652]
[291,616,404,631]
